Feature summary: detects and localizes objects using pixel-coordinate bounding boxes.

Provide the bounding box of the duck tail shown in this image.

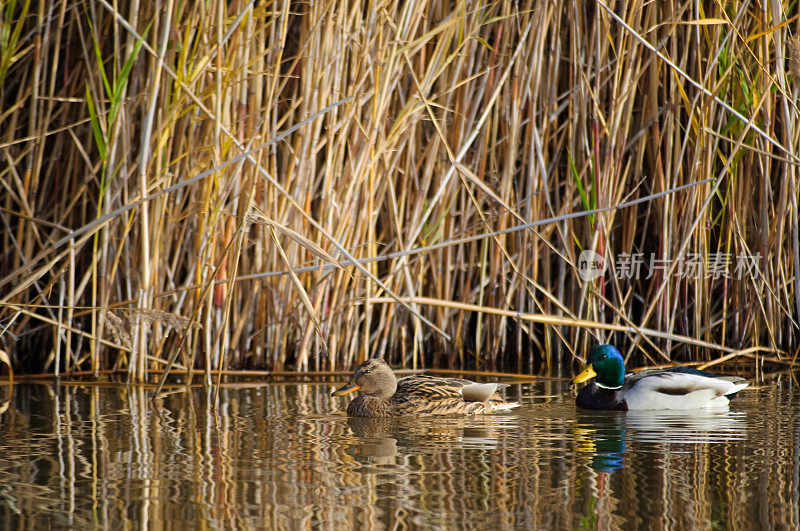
[723,380,750,398]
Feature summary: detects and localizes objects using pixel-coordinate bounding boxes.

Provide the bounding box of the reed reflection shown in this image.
[344,415,511,464]
[573,407,754,530]
[0,384,10,416]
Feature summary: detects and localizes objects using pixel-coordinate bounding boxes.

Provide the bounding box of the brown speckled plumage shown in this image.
[332,359,518,418]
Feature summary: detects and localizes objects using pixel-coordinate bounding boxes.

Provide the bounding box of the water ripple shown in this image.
[0,379,797,529]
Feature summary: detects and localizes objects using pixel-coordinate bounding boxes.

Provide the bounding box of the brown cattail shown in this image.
[789,37,800,81]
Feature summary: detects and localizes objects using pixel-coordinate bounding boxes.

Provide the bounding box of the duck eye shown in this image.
[362,368,370,374]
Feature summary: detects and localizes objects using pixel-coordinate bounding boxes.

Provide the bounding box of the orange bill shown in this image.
[332,381,360,396]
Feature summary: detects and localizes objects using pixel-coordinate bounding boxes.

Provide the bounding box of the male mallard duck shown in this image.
[332,358,519,418]
[573,344,749,411]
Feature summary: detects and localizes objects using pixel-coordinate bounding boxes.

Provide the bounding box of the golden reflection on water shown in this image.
[0,378,797,529]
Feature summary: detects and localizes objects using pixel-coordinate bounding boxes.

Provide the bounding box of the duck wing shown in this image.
[396,375,504,402]
[627,369,748,395]
[624,370,749,410]
[392,375,517,415]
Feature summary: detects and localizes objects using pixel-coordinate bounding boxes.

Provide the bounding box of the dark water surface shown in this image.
[0,375,797,529]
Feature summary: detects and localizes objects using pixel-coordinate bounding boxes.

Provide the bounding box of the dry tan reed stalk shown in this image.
[0,1,797,380]
[364,295,770,356]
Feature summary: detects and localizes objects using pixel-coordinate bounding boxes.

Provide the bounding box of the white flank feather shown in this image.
[624,372,749,411]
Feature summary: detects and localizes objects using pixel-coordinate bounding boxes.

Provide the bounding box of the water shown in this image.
[0,376,797,529]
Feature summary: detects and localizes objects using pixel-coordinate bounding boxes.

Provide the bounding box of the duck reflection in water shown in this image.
[574,408,748,529]
[344,415,505,466]
[575,408,748,474]
[623,409,748,444]
[575,412,626,473]
[346,417,398,464]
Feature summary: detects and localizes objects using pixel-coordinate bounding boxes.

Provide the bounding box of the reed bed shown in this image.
[0,1,798,381]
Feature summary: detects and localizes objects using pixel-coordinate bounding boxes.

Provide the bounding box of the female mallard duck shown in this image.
[573,344,749,411]
[332,358,519,417]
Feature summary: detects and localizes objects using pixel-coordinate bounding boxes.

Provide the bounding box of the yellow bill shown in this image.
[572,365,597,384]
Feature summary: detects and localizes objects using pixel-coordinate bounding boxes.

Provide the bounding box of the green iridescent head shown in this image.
[573,344,625,388]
